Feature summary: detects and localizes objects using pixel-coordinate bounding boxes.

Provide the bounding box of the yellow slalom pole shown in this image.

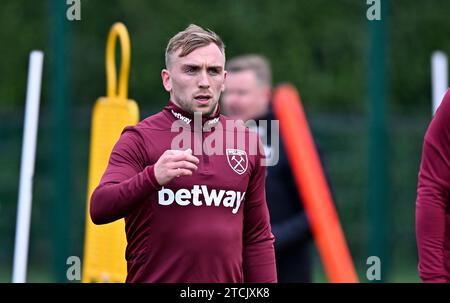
[106,22,130,100]
[82,23,139,283]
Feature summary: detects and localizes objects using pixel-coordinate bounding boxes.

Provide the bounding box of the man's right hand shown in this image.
[154,149,199,186]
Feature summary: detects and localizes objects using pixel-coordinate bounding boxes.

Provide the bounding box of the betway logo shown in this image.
[158,185,245,214]
[171,109,192,124]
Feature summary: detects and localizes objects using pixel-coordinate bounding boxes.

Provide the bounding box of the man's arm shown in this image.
[90,127,199,225]
[243,137,277,283]
[90,127,160,224]
[270,136,335,252]
[416,89,450,282]
[271,212,310,252]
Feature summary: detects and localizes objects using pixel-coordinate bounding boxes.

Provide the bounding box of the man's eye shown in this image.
[184,67,198,74]
[208,69,220,75]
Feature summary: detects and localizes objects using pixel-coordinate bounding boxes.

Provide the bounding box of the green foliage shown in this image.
[1,1,450,113]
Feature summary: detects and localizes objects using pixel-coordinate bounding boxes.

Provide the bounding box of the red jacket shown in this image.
[90,101,277,283]
[416,89,450,282]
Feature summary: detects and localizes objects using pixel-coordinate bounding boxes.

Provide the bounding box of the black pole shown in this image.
[367,0,390,282]
[50,0,70,282]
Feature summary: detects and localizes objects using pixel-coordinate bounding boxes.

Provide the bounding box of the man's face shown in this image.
[222,70,270,121]
[162,43,226,117]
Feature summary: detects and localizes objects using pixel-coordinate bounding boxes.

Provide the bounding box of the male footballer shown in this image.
[89,24,277,283]
[416,89,450,282]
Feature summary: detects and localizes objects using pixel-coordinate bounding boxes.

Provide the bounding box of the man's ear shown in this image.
[161,69,172,92]
[221,70,227,92]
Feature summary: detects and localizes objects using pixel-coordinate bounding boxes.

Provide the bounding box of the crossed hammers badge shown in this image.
[226,149,248,175]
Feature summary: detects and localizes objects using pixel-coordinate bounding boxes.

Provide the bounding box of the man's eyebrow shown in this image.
[181,63,223,69]
[181,64,201,69]
[208,65,223,70]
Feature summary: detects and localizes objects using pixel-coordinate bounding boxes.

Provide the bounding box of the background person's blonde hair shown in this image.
[226,54,272,87]
[165,24,225,68]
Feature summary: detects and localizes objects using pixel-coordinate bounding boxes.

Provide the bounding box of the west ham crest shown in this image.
[226,149,248,175]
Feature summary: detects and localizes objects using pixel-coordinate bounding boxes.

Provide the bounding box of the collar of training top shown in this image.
[164,100,221,129]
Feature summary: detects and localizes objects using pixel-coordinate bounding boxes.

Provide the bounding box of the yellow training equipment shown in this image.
[82,22,139,283]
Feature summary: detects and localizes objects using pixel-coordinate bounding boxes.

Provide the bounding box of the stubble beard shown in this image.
[174,95,219,118]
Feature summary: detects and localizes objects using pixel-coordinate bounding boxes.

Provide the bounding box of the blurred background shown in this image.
[1,0,450,282]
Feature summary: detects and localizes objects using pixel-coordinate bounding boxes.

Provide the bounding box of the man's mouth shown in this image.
[194,95,212,104]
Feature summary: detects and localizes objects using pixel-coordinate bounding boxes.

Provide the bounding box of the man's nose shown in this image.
[198,70,210,88]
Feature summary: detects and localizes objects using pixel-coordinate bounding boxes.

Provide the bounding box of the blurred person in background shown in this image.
[222,54,313,282]
[416,89,450,283]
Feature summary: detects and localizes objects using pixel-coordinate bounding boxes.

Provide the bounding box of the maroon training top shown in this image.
[416,89,450,282]
[90,101,277,283]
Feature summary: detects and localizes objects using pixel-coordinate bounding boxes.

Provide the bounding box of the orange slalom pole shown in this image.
[272,84,358,283]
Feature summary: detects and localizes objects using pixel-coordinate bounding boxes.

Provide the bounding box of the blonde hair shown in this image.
[226,54,272,87]
[165,24,225,68]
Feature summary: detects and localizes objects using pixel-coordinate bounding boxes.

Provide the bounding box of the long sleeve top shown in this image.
[90,101,277,283]
[416,89,450,282]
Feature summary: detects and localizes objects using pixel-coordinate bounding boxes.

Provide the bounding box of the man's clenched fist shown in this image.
[154,149,199,186]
